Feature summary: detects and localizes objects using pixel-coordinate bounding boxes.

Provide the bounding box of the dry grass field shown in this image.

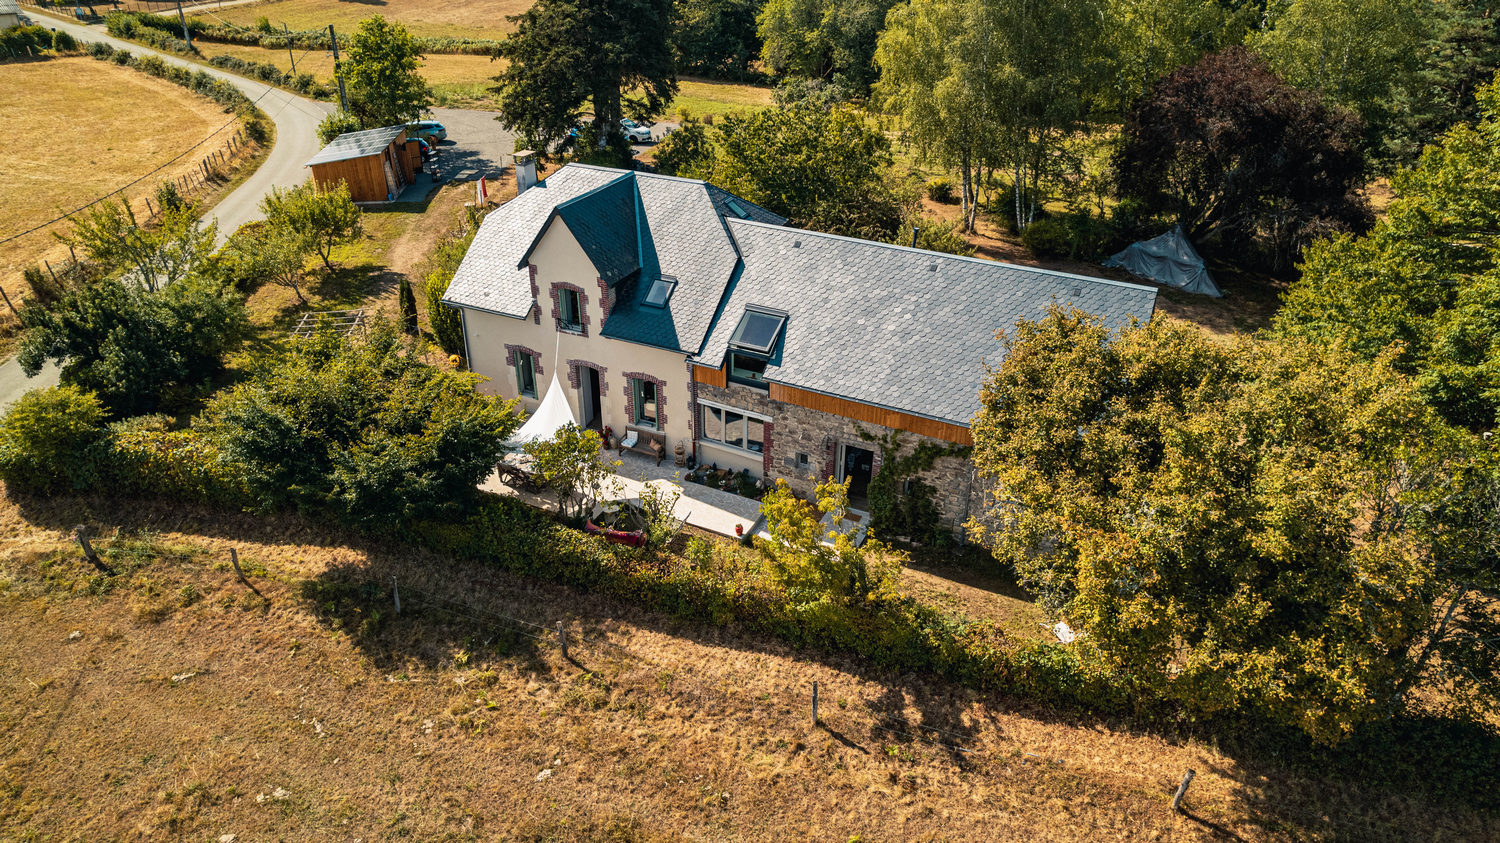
[196,0,533,41]
[0,57,266,341]
[1,489,1495,840]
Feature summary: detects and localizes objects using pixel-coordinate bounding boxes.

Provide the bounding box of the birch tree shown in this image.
[875,0,1106,233]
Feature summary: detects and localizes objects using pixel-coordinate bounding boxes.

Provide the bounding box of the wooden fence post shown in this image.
[392,576,401,615]
[811,681,819,726]
[145,196,154,217]
[44,260,58,283]
[556,621,568,659]
[0,287,19,319]
[229,548,244,582]
[1172,769,1196,814]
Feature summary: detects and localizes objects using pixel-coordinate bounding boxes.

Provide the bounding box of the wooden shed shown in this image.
[306,126,421,203]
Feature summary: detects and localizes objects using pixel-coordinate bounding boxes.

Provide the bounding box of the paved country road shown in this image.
[2,13,517,408]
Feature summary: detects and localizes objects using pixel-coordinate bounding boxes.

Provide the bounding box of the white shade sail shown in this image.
[505,373,577,448]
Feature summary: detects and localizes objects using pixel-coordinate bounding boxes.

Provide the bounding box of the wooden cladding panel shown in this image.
[690,364,727,388]
[768,383,972,444]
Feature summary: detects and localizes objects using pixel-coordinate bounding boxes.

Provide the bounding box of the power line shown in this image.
[0,62,278,246]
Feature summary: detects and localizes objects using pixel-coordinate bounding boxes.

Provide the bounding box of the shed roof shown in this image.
[0,0,20,14]
[306,125,406,167]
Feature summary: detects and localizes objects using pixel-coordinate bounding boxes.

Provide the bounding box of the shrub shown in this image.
[317,111,361,145]
[51,29,78,52]
[0,386,109,493]
[925,177,956,203]
[423,221,479,357]
[1020,217,1072,259]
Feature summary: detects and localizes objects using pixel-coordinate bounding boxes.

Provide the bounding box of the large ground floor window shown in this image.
[699,402,766,454]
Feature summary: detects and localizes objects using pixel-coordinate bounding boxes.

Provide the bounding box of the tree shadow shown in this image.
[11,490,1500,836]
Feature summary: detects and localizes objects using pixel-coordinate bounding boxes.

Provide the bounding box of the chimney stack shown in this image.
[514,150,538,194]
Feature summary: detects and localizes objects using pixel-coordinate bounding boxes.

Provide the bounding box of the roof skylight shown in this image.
[644,275,676,307]
[728,307,787,354]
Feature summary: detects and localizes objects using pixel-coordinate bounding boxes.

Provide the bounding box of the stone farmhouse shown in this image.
[443,163,1157,532]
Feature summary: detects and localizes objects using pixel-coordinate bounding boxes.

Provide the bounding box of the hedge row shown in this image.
[2,23,77,57]
[105,11,498,56]
[104,12,195,55]
[419,490,1144,714]
[206,53,335,100]
[85,41,253,116]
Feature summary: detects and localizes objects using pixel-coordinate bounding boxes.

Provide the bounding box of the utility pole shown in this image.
[283,23,296,73]
[328,24,348,113]
[175,0,191,48]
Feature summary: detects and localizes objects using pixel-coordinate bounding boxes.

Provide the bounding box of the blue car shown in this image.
[407,120,447,143]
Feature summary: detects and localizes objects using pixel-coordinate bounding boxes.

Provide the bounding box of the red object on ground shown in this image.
[734,523,744,537]
[584,520,645,547]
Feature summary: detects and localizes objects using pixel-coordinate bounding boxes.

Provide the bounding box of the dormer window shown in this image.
[729,353,767,384]
[728,307,787,355]
[643,275,676,307]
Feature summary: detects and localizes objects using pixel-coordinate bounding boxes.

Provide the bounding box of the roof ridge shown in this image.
[725,217,1158,294]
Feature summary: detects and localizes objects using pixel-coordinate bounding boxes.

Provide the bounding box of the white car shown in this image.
[620,118,653,144]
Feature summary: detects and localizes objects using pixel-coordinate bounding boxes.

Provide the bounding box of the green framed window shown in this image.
[515,353,537,398]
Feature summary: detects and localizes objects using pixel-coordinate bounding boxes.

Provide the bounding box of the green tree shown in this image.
[0,386,109,493]
[674,0,763,80]
[200,319,519,526]
[223,220,315,303]
[660,104,897,234]
[398,275,418,333]
[316,110,362,145]
[757,0,899,89]
[970,308,1499,743]
[493,0,677,151]
[1103,0,1238,113]
[18,277,247,416]
[1276,75,1500,430]
[1250,0,1431,136]
[342,15,434,128]
[261,181,363,271]
[60,198,216,292]
[524,423,620,517]
[1381,0,1500,164]
[876,0,1108,233]
[758,477,904,604]
[422,224,477,357]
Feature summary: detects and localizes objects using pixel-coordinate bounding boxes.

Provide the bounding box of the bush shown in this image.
[51,30,78,52]
[925,177,956,203]
[422,220,479,357]
[0,386,109,493]
[317,111,361,145]
[1020,217,1072,258]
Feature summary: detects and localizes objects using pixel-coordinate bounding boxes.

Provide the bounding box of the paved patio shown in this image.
[480,449,766,539]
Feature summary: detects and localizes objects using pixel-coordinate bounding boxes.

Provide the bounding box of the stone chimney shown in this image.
[514,150,538,194]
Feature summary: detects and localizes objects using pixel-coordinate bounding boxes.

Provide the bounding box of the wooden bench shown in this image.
[617,426,667,465]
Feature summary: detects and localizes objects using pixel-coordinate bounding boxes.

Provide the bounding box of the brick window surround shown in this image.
[566,359,609,396]
[505,344,544,397]
[623,371,668,429]
[549,282,590,337]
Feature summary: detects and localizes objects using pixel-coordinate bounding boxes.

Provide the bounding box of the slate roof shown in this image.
[306,126,406,167]
[0,0,20,15]
[444,164,1157,427]
[444,166,626,318]
[443,164,785,352]
[699,220,1159,426]
[553,174,639,285]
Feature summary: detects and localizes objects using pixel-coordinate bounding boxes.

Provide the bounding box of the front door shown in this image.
[579,367,602,430]
[840,445,875,501]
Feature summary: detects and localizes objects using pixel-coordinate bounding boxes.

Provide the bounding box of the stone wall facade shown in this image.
[694,382,981,535]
